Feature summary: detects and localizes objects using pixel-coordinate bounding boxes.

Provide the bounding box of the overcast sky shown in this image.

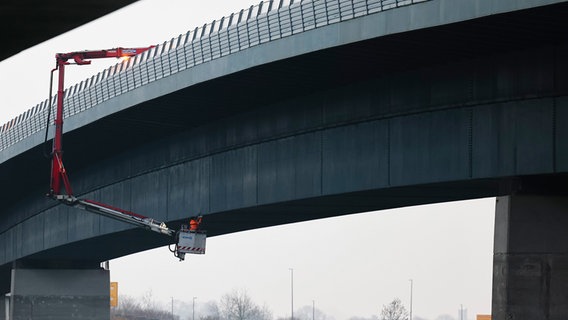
[0,1,495,319]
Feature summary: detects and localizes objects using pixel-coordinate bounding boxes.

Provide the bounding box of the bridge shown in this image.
[1,0,568,318]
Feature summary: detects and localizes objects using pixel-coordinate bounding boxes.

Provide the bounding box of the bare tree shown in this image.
[380,298,408,320]
[116,295,140,313]
[111,291,179,320]
[200,301,221,320]
[219,289,272,320]
[141,289,159,312]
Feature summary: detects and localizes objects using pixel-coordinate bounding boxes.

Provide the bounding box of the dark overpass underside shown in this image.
[0,0,138,61]
[2,1,568,290]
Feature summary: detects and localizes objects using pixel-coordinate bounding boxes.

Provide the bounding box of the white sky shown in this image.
[0,1,495,319]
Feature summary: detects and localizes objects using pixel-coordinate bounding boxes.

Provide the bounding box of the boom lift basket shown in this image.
[177,230,206,255]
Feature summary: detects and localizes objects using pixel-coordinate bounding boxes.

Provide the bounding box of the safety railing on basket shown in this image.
[0,0,429,152]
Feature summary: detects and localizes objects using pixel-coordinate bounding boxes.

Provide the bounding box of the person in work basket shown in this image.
[189,216,203,231]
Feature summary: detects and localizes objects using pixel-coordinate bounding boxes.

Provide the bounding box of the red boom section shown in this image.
[56,48,154,66]
[50,47,154,197]
[46,46,176,238]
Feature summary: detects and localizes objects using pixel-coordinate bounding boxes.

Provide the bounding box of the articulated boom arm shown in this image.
[50,46,155,198]
[74,199,174,236]
[47,45,206,260]
[48,46,180,239]
[56,47,154,65]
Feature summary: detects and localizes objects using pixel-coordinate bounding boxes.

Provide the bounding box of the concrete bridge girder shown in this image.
[2,42,568,265]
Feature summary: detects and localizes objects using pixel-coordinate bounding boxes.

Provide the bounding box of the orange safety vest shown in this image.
[189,217,202,231]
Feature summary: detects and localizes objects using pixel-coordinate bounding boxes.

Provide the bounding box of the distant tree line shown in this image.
[199,289,272,320]
[200,289,331,320]
[346,297,409,320]
[111,290,179,320]
[112,290,418,320]
[111,289,271,320]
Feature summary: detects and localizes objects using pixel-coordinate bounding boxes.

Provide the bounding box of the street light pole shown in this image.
[193,297,197,320]
[171,297,174,320]
[289,268,294,320]
[312,300,315,320]
[409,279,413,320]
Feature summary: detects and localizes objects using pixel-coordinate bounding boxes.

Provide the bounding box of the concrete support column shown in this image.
[493,195,568,319]
[0,294,7,320]
[10,267,110,320]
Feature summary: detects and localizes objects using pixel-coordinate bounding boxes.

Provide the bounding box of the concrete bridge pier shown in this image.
[493,195,568,319]
[8,262,109,320]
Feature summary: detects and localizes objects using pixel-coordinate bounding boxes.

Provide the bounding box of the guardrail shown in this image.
[0,0,428,153]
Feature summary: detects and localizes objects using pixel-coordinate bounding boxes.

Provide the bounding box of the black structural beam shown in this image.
[0,0,138,62]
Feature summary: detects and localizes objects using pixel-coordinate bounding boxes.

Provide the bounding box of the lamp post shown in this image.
[312,300,315,320]
[171,297,174,320]
[409,279,413,320]
[193,297,197,320]
[289,268,294,320]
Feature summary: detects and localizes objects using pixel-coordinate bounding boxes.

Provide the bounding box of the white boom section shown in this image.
[66,197,175,237]
[52,195,205,260]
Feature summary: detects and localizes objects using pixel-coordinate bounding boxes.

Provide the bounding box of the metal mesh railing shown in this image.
[0,0,429,153]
